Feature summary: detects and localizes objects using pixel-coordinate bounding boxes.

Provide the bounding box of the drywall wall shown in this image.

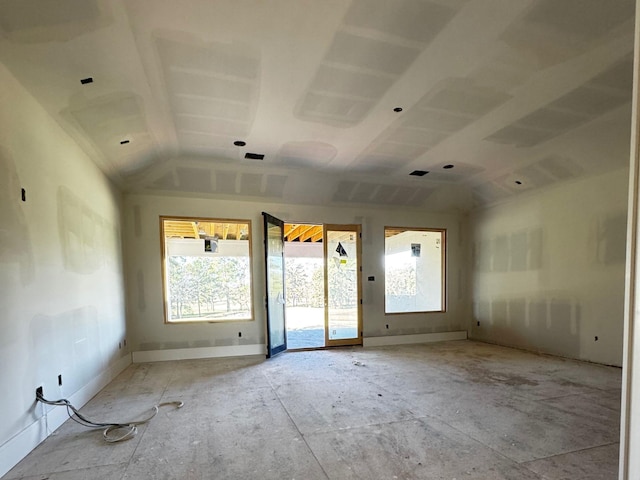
[469,167,629,366]
[123,193,468,356]
[0,63,128,476]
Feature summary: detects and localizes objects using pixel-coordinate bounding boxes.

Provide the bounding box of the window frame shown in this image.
[383,226,447,315]
[160,215,255,324]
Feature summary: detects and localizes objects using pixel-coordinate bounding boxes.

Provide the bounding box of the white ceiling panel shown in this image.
[0,0,634,211]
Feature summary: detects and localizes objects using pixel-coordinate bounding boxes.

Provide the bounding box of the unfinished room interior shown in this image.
[4,0,640,478]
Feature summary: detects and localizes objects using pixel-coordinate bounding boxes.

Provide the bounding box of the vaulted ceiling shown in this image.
[0,0,635,212]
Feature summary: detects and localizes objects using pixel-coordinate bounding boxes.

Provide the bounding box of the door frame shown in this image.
[323,224,363,347]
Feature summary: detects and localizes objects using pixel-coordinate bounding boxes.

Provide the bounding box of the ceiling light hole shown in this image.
[393,107,403,112]
[233,140,246,147]
[120,139,130,145]
[443,164,454,169]
[80,77,93,85]
[515,180,522,185]
[410,170,428,177]
[245,152,264,160]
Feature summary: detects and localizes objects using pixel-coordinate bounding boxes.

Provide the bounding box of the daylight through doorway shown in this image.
[284,225,325,349]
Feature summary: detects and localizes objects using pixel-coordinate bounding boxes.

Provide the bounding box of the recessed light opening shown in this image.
[80,77,93,85]
[245,152,264,160]
[120,140,130,145]
[410,170,428,176]
[515,180,522,185]
[443,164,454,169]
[393,107,403,112]
[234,140,246,147]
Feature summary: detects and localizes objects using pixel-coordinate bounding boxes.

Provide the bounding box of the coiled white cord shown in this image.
[35,390,184,443]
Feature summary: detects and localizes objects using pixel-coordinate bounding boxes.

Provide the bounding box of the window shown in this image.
[384,227,445,314]
[161,217,253,323]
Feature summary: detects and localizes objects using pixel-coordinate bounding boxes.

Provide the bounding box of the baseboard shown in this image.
[363,331,467,347]
[0,353,132,478]
[132,344,266,363]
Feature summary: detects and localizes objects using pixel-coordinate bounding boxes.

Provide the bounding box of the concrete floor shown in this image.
[4,340,621,479]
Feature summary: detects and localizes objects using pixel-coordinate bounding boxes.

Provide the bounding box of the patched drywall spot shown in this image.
[474,295,580,358]
[593,212,627,265]
[492,235,509,272]
[0,0,113,43]
[136,270,146,311]
[474,228,543,273]
[133,205,142,238]
[0,146,34,285]
[58,186,114,274]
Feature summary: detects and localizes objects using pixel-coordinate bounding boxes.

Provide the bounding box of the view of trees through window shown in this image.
[168,256,251,320]
[284,257,357,309]
[162,218,253,322]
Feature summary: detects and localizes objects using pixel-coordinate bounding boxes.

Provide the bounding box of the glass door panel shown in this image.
[263,212,287,357]
[324,225,362,347]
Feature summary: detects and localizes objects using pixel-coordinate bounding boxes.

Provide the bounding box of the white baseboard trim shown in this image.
[0,353,132,478]
[363,331,468,347]
[132,344,266,363]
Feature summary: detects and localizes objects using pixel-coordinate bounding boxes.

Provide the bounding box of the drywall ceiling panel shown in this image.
[373,184,401,204]
[402,109,475,133]
[156,36,260,151]
[310,65,394,99]
[536,155,584,181]
[387,125,449,146]
[295,0,465,127]
[425,162,484,183]
[174,114,247,137]
[473,181,513,203]
[326,32,421,75]
[523,0,634,39]
[486,124,562,148]
[550,86,630,117]
[67,92,156,167]
[517,108,588,133]
[264,175,288,197]
[513,163,556,188]
[350,182,379,202]
[343,0,457,43]
[501,0,634,68]
[590,57,634,91]
[276,141,337,167]
[419,79,511,117]
[151,171,177,189]
[176,166,212,193]
[214,171,238,195]
[171,96,251,122]
[239,173,263,195]
[333,181,358,202]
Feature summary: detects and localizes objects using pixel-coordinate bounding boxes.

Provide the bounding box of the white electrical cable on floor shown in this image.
[35,390,184,443]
